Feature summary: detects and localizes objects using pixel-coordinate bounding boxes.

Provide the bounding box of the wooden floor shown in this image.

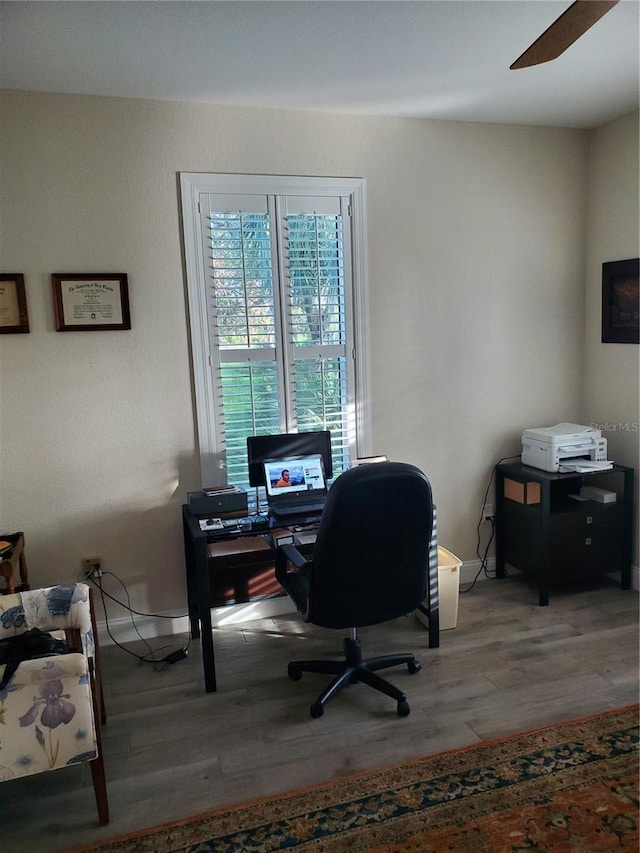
[1,574,638,853]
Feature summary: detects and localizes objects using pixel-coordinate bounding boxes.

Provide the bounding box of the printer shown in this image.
[521,423,610,473]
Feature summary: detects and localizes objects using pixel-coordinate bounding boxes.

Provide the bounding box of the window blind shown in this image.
[180,174,368,492]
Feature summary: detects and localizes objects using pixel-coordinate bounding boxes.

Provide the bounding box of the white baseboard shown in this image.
[459,558,496,586]
[461,559,640,592]
[95,596,296,647]
[94,558,639,647]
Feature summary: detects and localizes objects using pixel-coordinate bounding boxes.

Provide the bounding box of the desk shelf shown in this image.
[207,534,308,605]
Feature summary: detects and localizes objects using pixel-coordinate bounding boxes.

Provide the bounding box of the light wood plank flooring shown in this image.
[1,574,638,853]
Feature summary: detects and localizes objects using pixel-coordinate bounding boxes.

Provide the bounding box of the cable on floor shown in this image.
[88,571,190,669]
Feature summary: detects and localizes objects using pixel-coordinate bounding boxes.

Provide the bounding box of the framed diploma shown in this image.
[52,273,131,332]
[0,274,30,334]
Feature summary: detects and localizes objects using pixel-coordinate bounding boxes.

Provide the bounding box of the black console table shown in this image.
[495,461,634,606]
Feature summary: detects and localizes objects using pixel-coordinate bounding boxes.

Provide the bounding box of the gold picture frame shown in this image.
[52,273,131,332]
[0,274,30,334]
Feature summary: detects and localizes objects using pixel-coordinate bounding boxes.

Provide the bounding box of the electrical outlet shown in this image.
[81,556,102,578]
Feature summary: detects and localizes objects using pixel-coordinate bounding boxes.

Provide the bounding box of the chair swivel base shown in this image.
[287,636,421,718]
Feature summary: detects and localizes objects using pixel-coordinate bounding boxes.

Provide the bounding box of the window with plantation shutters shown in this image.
[180,174,369,496]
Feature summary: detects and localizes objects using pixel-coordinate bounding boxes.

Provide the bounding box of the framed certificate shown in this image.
[52,273,131,332]
[0,274,30,334]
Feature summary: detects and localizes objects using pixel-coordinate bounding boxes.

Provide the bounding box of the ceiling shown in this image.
[1,0,638,129]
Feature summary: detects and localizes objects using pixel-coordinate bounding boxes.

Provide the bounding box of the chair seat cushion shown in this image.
[0,653,98,782]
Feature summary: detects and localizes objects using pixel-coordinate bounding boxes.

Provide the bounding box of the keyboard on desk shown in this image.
[271,502,325,519]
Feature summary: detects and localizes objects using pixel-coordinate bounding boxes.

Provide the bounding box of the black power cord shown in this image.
[460,454,520,594]
[88,571,190,668]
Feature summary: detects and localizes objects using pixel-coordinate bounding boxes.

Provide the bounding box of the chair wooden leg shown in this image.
[90,754,110,825]
[99,683,107,725]
[89,657,109,824]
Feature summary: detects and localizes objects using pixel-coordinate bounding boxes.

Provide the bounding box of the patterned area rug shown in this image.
[64,705,638,853]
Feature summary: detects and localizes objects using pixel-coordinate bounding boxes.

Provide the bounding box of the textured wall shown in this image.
[1,90,593,618]
[584,111,640,566]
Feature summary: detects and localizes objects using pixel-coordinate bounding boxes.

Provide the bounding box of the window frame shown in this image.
[179,172,370,488]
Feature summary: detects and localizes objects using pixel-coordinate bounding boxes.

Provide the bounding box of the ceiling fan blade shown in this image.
[510,0,619,70]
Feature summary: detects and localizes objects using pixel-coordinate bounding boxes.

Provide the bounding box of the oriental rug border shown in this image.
[62,704,639,853]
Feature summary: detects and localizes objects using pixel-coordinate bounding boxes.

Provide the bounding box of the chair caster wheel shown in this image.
[397,700,410,717]
[310,702,324,718]
[288,665,302,681]
[408,659,421,674]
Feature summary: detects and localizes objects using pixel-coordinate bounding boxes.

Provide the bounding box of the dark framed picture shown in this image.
[0,274,30,334]
[601,258,639,344]
[52,273,131,332]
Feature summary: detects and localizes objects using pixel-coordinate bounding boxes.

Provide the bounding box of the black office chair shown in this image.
[275,461,433,718]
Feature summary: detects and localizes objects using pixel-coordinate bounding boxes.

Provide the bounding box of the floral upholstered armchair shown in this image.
[0,582,109,824]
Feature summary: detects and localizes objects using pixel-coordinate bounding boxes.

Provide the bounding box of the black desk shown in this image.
[182,504,440,692]
[495,461,634,606]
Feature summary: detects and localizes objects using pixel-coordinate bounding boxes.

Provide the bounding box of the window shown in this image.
[180,173,369,493]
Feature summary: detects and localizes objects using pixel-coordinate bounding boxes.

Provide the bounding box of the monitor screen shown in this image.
[263,454,327,498]
[247,430,332,487]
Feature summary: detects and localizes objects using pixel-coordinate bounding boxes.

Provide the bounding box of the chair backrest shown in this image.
[0,582,95,658]
[308,461,433,629]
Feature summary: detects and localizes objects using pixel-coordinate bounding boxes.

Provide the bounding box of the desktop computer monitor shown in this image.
[247,430,333,487]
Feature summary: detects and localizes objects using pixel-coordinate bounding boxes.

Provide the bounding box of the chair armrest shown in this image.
[275,542,311,580]
[281,543,311,569]
[274,544,311,619]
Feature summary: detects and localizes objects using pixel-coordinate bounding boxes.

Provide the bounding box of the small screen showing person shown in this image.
[264,455,326,495]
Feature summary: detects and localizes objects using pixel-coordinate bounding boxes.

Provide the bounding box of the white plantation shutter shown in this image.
[279,196,354,470]
[205,197,283,488]
[180,174,369,492]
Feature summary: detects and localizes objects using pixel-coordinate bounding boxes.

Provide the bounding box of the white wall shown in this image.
[1,90,593,618]
[584,111,640,566]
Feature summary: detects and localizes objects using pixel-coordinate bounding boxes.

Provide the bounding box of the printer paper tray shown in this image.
[558,460,613,473]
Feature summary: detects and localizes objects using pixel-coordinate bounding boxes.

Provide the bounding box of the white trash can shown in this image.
[416,546,462,631]
[436,547,462,629]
